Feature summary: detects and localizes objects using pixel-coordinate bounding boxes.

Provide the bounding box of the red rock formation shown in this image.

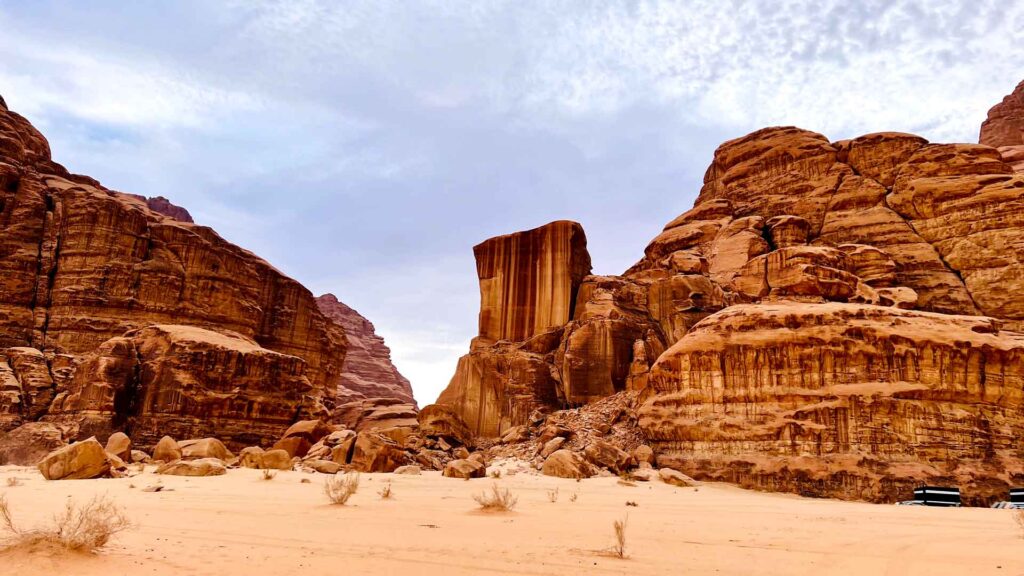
[475,220,591,343]
[315,294,414,404]
[45,325,319,449]
[980,80,1024,148]
[0,99,350,446]
[432,81,1024,503]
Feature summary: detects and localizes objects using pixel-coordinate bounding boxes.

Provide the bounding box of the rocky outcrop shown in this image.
[431,81,1024,503]
[980,80,1024,148]
[45,325,318,450]
[316,294,414,405]
[0,98,378,446]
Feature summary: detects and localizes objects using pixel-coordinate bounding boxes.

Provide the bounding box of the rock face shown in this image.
[431,82,1024,503]
[981,80,1024,148]
[0,98,450,448]
[316,294,414,405]
[46,325,320,449]
[980,80,1024,175]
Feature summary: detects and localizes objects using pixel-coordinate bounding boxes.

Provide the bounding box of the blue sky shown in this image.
[1,0,1022,403]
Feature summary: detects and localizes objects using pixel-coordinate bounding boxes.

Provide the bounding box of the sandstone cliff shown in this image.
[0,99,363,447]
[981,80,1024,174]
[430,82,1024,503]
[316,294,414,404]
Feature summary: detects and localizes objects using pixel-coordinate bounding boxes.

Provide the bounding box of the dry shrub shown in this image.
[324,472,360,505]
[569,492,578,503]
[489,469,502,479]
[261,469,277,481]
[0,494,131,552]
[547,487,559,503]
[378,481,394,500]
[5,478,20,487]
[473,483,518,512]
[612,515,628,559]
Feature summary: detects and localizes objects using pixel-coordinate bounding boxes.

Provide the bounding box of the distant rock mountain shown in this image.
[427,81,1024,504]
[316,294,415,406]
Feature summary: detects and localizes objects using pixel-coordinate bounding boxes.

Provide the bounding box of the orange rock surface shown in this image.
[0,99,410,448]
[432,82,1024,502]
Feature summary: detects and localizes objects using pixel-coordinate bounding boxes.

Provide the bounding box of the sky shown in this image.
[1,0,1022,404]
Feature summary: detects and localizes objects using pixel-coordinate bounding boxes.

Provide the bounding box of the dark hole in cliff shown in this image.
[3,176,18,194]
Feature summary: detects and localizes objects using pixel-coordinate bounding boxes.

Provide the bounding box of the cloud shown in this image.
[1,0,1022,403]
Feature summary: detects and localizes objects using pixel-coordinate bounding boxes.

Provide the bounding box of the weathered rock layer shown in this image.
[430,81,1024,503]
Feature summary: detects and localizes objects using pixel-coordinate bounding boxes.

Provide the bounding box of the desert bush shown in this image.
[547,487,559,503]
[569,492,578,503]
[261,469,277,481]
[0,494,131,552]
[489,469,502,479]
[473,483,518,512]
[612,515,628,559]
[324,472,360,505]
[378,481,393,500]
[5,478,20,487]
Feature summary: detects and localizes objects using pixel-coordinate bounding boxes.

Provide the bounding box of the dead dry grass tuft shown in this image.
[473,483,518,512]
[0,494,131,553]
[324,472,360,505]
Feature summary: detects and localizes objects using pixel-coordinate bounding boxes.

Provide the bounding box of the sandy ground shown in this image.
[0,464,1020,576]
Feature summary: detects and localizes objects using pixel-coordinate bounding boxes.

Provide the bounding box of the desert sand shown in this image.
[0,464,1019,576]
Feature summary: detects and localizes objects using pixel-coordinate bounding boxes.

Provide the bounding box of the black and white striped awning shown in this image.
[913,486,961,506]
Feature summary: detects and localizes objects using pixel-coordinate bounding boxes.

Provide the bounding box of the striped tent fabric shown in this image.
[913,486,961,507]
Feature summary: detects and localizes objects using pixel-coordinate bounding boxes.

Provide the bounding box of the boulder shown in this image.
[306,459,342,474]
[348,431,407,473]
[539,437,566,458]
[583,439,632,473]
[540,449,592,479]
[453,447,470,460]
[394,465,422,475]
[130,449,152,464]
[105,432,132,461]
[179,438,233,461]
[272,436,311,460]
[632,445,654,466]
[155,458,227,477]
[0,422,67,466]
[442,459,485,479]
[417,404,472,445]
[659,468,698,487]
[152,436,182,462]
[273,419,332,458]
[37,437,111,480]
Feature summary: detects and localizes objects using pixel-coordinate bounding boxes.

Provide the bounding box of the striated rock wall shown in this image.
[46,325,318,449]
[475,220,591,343]
[0,99,355,444]
[316,294,414,405]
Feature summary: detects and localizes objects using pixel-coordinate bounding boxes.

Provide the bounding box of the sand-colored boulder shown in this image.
[632,445,654,466]
[659,468,697,487]
[348,432,407,473]
[417,404,472,445]
[583,439,631,473]
[105,432,131,461]
[539,437,565,458]
[0,422,66,465]
[540,449,592,479]
[180,438,233,461]
[37,437,110,480]
[442,458,485,479]
[130,449,151,463]
[394,465,422,475]
[152,436,182,462]
[155,458,227,477]
[306,459,342,474]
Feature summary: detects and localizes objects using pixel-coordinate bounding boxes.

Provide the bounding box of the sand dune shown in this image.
[0,464,1020,575]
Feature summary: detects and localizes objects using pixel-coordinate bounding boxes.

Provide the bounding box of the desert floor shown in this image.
[0,463,1020,576]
